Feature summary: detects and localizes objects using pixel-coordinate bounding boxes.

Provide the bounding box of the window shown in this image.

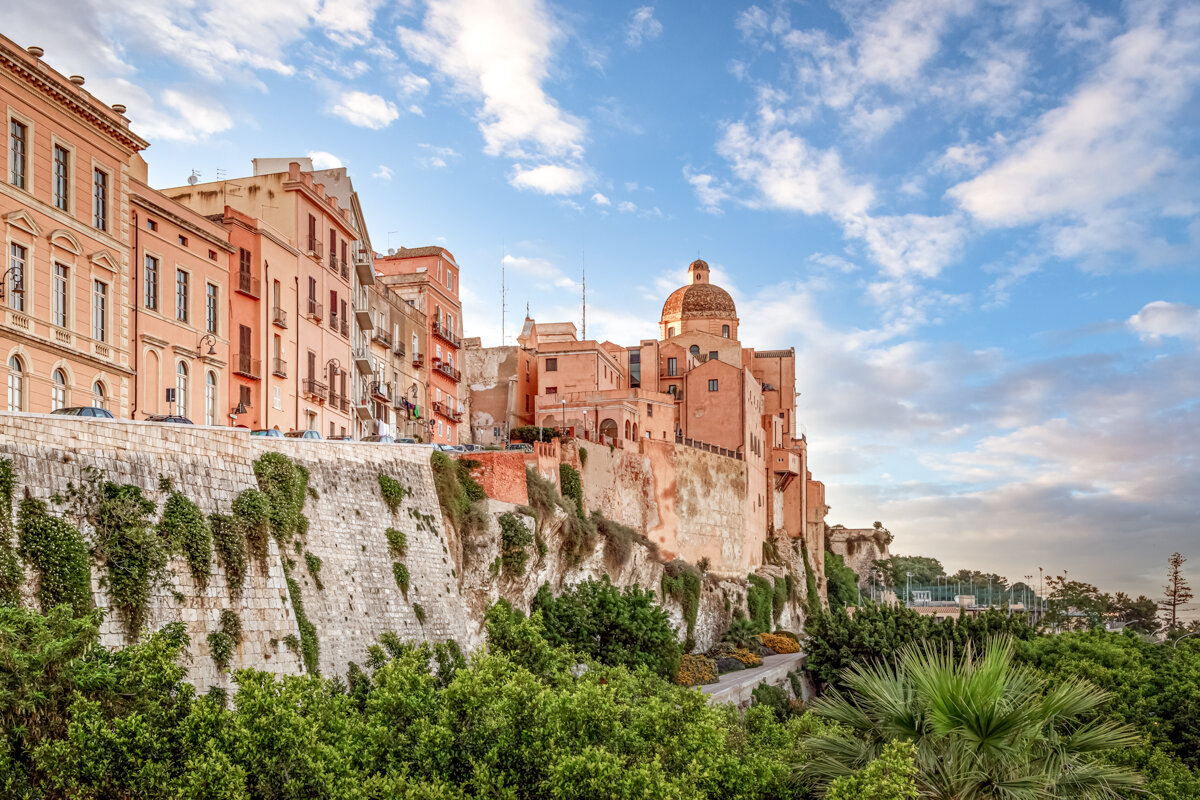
[7,356,24,410]
[667,357,677,376]
[668,384,677,396]
[52,369,67,411]
[722,324,730,338]
[146,219,158,231]
[144,254,159,309]
[93,168,108,231]
[205,372,217,425]
[208,249,217,260]
[205,284,218,333]
[307,276,317,302]
[53,145,70,211]
[307,214,317,251]
[341,240,348,267]
[53,264,69,327]
[412,333,419,358]
[175,362,189,416]
[689,345,700,356]
[709,351,718,361]
[9,120,27,189]
[329,229,336,266]
[273,280,281,309]
[545,358,558,372]
[8,243,26,311]
[175,270,189,322]
[239,384,251,407]
[708,379,719,392]
[92,281,107,341]
[667,327,675,337]
[178,234,188,247]
[92,381,106,410]
[646,403,653,417]
[546,386,557,394]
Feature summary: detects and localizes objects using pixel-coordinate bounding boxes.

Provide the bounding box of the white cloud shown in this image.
[590,192,611,206]
[617,200,637,213]
[313,0,386,46]
[306,150,344,169]
[844,212,966,279]
[1128,301,1200,344]
[397,72,431,95]
[625,6,663,48]
[509,164,588,195]
[937,143,988,173]
[131,88,233,142]
[683,167,730,214]
[502,254,576,289]
[948,5,1200,245]
[416,143,461,169]
[373,164,394,180]
[331,90,400,129]
[398,0,589,194]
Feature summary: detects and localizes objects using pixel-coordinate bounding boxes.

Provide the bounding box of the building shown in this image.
[1,35,149,417]
[375,247,465,444]
[162,162,358,437]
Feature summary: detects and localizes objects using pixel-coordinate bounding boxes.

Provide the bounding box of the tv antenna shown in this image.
[187,169,200,186]
[500,241,507,345]
[580,245,586,340]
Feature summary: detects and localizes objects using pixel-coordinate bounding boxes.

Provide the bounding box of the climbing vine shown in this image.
[772,576,788,623]
[232,489,271,568]
[498,512,533,577]
[281,561,319,674]
[0,458,24,605]
[413,602,426,625]
[16,495,90,616]
[559,463,584,517]
[210,513,247,597]
[385,527,407,558]
[304,551,324,590]
[377,474,411,514]
[252,453,310,547]
[207,608,243,670]
[800,539,820,617]
[158,492,212,585]
[90,482,166,639]
[661,559,701,649]
[392,561,410,597]
[746,574,774,633]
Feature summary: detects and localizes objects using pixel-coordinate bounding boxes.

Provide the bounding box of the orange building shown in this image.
[1,35,147,417]
[376,247,465,444]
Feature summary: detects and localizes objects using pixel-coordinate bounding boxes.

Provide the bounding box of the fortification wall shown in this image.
[828,527,891,584]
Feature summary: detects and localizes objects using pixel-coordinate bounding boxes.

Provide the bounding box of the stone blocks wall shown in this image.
[464,451,528,506]
[828,527,891,585]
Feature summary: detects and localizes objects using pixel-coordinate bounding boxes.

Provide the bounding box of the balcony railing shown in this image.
[674,434,743,461]
[432,359,460,382]
[412,353,424,369]
[432,320,461,348]
[368,380,391,401]
[307,236,323,258]
[340,259,349,280]
[432,401,463,423]
[272,306,287,328]
[329,253,339,273]
[233,353,261,379]
[236,271,260,298]
[371,328,392,347]
[306,298,323,320]
[271,357,287,378]
[303,377,327,401]
[330,310,341,332]
[340,318,349,337]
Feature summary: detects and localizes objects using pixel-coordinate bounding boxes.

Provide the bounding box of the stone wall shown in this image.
[827,527,892,584]
[463,451,529,506]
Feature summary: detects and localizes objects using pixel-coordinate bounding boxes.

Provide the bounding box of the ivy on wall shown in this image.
[282,561,319,674]
[662,560,702,649]
[252,453,310,547]
[210,514,247,598]
[158,492,212,586]
[385,528,407,558]
[377,474,411,515]
[498,512,533,577]
[392,562,410,597]
[0,459,24,605]
[746,574,775,634]
[207,608,243,670]
[559,464,584,518]
[232,489,271,569]
[16,495,91,616]
[91,482,166,639]
[304,552,323,591]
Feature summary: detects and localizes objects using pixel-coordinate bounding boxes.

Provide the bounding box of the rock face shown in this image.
[827,527,892,584]
[0,412,822,690]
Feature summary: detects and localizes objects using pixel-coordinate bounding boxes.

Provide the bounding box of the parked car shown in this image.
[460,444,482,452]
[145,414,193,424]
[395,437,418,444]
[50,406,114,418]
[505,443,533,453]
[362,434,395,443]
[284,430,322,440]
[436,443,464,453]
[327,435,354,442]
[251,428,284,437]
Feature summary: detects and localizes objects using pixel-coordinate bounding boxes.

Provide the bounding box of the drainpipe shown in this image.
[262,256,269,430]
[294,273,301,433]
[131,209,139,420]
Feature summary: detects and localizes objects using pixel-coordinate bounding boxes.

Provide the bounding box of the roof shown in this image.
[383,245,457,263]
[661,282,737,320]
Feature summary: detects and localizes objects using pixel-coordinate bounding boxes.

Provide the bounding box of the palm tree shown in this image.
[800,637,1142,799]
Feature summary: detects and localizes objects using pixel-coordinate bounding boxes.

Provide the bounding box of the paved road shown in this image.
[700,651,807,707]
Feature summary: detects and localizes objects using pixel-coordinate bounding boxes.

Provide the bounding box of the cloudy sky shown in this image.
[3,0,1197,608]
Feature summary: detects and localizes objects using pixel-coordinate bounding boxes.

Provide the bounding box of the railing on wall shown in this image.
[674,433,743,461]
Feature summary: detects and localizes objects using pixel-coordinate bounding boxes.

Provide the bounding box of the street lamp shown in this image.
[906,571,913,605]
[0,265,24,302]
[1173,632,1200,649]
[197,333,217,356]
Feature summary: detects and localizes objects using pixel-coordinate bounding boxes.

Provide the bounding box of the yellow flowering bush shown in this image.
[760,632,800,654]
[673,654,719,686]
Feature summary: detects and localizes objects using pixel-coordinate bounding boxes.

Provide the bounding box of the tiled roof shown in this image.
[661,283,737,320]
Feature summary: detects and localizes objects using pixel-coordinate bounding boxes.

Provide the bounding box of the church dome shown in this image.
[661,282,737,319]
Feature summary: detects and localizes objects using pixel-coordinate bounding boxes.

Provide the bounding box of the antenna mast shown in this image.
[581,246,586,340]
[500,241,507,345]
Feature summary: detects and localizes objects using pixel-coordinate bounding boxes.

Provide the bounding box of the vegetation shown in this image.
[1160,551,1193,634]
[431,451,488,536]
[596,513,649,568]
[281,561,319,674]
[209,513,248,596]
[0,459,22,606]
[16,496,91,616]
[673,653,720,686]
[661,559,701,647]
[207,608,242,670]
[304,551,323,590]
[509,425,561,442]
[723,615,761,649]
[760,632,801,654]
[412,602,426,624]
[377,473,411,514]
[747,574,774,633]
[385,526,407,558]
[251,452,310,546]
[823,741,918,800]
[231,488,271,568]
[577,446,587,466]
[525,467,598,565]
[392,561,410,597]
[802,638,1142,798]
[823,551,859,609]
[498,511,534,577]
[158,491,212,585]
[89,482,165,638]
[558,463,583,517]
[534,578,682,677]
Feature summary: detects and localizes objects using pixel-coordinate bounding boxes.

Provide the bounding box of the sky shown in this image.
[2,0,1197,610]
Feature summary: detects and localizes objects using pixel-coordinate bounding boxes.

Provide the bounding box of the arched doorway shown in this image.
[631,423,639,439]
[599,418,618,441]
[624,420,631,439]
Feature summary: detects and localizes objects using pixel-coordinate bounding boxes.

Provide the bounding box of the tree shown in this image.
[824,551,859,609]
[1044,574,1109,631]
[802,638,1143,799]
[1112,592,1160,636]
[877,555,944,588]
[1160,552,1193,634]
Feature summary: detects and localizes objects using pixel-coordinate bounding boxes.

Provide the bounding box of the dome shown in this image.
[661,283,737,320]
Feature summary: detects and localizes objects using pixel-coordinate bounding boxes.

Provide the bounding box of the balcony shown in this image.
[371,328,392,348]
[433,401,463,423]
[432,359,460,382]
[432,320,461,348]
[353,397,373,420]
[303,377,327,401]
[271,357,287,378]
[412,353,424,369]
[339,395,349,413]
[393,340,406,358]
[236,271,260,298]
[353,285,372,329]
[340,317,349,338]
[330,310,341,334]
[233,353,261,380]
[352,346,374,375]
[272,306,287,328]
[329,253,339,274]
[306,298,323,321]
[340,259,349,281]
[353,245,374,285]
[306,236,323,259]
[369,380,391,402]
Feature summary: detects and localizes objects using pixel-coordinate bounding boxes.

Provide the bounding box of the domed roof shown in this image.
[661,282,737,320]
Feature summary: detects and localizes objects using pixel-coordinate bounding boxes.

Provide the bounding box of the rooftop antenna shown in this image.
[581,258,586,340]
[500,240,507,345]
[187,169,200,186]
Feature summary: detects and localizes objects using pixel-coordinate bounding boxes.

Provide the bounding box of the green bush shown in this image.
[824,550,859,609]
[90,482,164,638]
[0,458,26,605]
[16,496,91,616]
[207,609,242,670]
[392,562,410,597]
[510,425,561,443]
[559,463,583,517]
[577,446,588,466]
[385,527,407,558]
[661,560,701,647]
[772,576,787,622]
[377,473,411,513]
[746,574,774,633]
[723,616,761,649]
[304,551,323,590]
[498,512,534,577]
[824,741,919,800]
[413,602,426,624]
[158,491,212,584]
[525,468,597,565]
[534,578,682,677]
[232,488,271,567]
[596,513,647,568]
[252,453,309,546]
[431,451,487,535]
[210,513,247,597]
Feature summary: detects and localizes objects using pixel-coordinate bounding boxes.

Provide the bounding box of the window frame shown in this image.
[708,378,719,392]
[8,114,30,191]
[92,164,110,232]
[52,139,73,213]
[52,262,69,328]
[205,282,219,334]
[7,241,27,312]
[175,267,190,322]
[92,279,108,341]
[143,252,160,310]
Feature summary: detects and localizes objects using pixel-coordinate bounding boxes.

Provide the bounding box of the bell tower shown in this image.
[689,259,709,284]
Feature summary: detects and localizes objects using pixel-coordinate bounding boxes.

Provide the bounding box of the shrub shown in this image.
[498,512,533,577]
[577,446,588,466]
[595,513,644,568]
[90,482,165,638]
[431,451,486,535]
[673,654,718,686]
[16,496,91,616]
[510,425,561,443]
[252,453,309,546]
[723,616,761,649]
[304,551,323,590]
[282,563,319,674]
[661,560,701,647]
[559,463,583,517]
[526,468,597,565]
[825,550,859,609]
[746,574,774,633]
[772,576,787,622]
[158,492,212,585]
[385,527,407,558]
[210,513,247,597]
[824,741,919,800]
[392,562,410,597]
[0,458,23,606]
[232,488,271,568]
[751,682,792,722]
[759,632,800,654]
[534,578,682,677]
[730,648,763,667]
[207,609,242,670]
[377,474,410,514]
[413,602,426,624]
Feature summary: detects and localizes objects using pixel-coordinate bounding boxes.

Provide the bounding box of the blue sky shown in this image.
[4,0,1198,607]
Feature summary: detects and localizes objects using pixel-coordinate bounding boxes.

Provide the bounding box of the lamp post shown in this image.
[562,398,567,438]
[1173,632,1200,649]
[197,333,217,357]
[0,265,24,303]
[906,571,913,606]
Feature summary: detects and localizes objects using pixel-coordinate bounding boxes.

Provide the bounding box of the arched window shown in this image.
[722,324,730,338]
[689,345,700,357]
[205,371,217,426]
[92,381,107,410]
[7,356,24,411]
[176,362,189,417]
[624,420,632,439]
[51,369,67,411]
